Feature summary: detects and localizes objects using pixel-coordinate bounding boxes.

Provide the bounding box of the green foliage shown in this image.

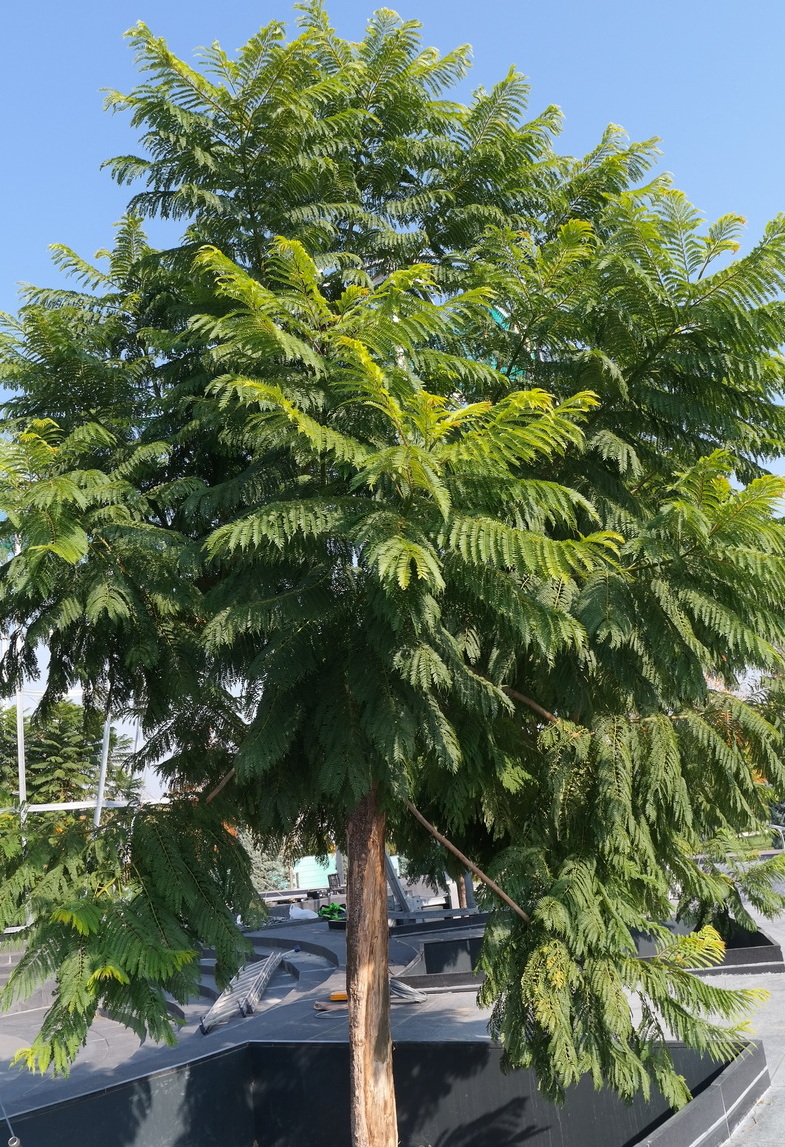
[479,900,765,1107]
[2,0,785,1115]
[0,800,255,1074]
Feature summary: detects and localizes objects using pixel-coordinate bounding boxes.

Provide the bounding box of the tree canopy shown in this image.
[2,4,785,1142]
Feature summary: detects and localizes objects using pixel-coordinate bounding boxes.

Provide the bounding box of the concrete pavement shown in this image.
[718,904,785,1145]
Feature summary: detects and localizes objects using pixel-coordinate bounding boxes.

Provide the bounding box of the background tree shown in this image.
[237,829,291,894]
[2,6,785,1146]
[0,700,135,808]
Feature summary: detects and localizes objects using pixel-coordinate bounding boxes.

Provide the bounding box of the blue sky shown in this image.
[3,0,785,316]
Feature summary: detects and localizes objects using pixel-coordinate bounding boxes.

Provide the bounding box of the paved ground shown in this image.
[718,898,785,1146]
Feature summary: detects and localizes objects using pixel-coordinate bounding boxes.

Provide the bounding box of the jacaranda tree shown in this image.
[2,7,785,1147]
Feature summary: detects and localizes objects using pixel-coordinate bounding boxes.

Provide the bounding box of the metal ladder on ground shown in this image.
[199,949,294,1034]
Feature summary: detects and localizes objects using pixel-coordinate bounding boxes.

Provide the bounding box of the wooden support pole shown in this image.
[405,801,530,924]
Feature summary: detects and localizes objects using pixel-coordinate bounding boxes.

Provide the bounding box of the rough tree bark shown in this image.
[346,784,398,1147]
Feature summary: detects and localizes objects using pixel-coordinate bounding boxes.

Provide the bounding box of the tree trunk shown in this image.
[346,785,398,1147]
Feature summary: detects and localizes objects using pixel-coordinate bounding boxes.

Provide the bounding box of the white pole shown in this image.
[15,679,32,930]
[10,540,26,827]
[15,688,26,825]
[93,717,111,830]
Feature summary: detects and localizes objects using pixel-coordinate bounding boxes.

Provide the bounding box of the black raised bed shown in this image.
[397,918,785,991]
[632,921,785,976]
[7,1038,769,1147]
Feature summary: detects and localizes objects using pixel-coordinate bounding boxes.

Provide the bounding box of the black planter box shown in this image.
[632,921,785,976]
[398,919,785,990]
[8,1038,769,1147]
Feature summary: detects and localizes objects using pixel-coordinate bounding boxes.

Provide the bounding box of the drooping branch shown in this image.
[405,800,530,924]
